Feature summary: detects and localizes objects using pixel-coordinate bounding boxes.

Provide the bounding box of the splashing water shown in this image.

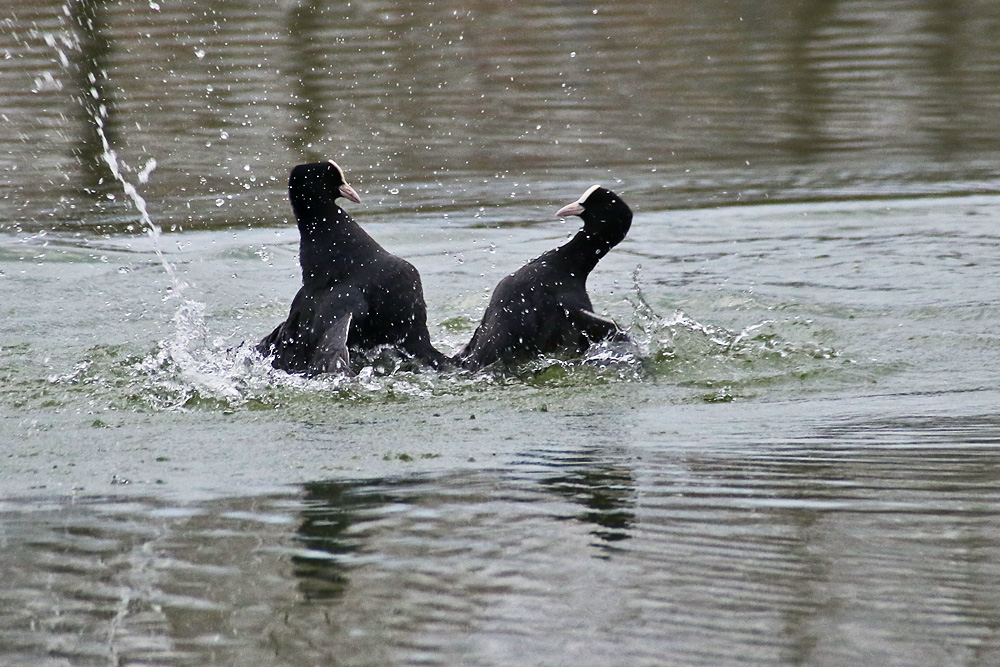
[90,87,249,402]
[94,119,179,287]
[622,265,843,401]
[46,19,251,404]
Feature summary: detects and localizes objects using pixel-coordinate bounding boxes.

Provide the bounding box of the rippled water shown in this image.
[3,0,1000,665]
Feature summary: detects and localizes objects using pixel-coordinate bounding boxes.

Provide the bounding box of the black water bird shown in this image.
[257,161,447,374]
[456,185,633,370]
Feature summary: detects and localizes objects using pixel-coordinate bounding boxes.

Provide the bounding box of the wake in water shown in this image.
[623,266,843,402]
[36,239,846,410]
[48,262,843,410]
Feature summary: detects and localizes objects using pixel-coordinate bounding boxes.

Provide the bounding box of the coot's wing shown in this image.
[257,321,285,357]
[569,308,630,343]
[257,291,312,373]
[454,270,529,369]
[306,287,367,375]
[311,312,354,375]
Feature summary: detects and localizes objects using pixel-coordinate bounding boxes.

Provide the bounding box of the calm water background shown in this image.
[3,0,1000,665]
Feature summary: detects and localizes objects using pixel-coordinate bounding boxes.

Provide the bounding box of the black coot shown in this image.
[258,161,447,374]
[456,185,633,370]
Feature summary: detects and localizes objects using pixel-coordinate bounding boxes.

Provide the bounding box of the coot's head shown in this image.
[555,185,632,245]
[289,160,362,207]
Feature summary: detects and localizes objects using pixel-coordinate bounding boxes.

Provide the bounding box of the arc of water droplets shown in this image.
[93,111,186,293]
[90,84,245,401]
[44,19,254,404]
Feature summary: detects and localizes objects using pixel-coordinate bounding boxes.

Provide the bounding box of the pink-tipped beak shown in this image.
[555,201,585,218]
[339,183,362,204]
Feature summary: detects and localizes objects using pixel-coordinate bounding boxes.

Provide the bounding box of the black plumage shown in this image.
[258,161,447,374]
[456,185,633,370]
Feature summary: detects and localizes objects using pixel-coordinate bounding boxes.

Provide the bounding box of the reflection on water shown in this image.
[292,455,639,608]
[67,0,118,197]
[293,480,385,602]
[534,448,636,549]
[3,419,1000,665]
[4,0,1000,230]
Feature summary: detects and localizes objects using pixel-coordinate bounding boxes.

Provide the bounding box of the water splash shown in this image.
[127,346,444,412]
[625,265,842,401]
[92,110,182,289]
[46,15,240,404]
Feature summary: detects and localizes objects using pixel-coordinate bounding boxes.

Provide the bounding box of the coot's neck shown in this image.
[545,230,607,276]
[293,198,381,283]
[546,217,628,276]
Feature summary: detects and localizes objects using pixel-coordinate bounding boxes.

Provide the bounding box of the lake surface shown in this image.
[3,0,1000,665]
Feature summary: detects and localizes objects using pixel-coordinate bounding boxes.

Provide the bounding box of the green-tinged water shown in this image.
[3,1,1000,665]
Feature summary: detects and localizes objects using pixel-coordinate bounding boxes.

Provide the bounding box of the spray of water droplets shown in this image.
[43,12,273,406]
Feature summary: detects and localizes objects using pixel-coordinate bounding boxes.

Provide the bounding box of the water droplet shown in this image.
[219,130,229,140]
[138,158,157,184]
[215,198,225,207]
[194,48,205,59]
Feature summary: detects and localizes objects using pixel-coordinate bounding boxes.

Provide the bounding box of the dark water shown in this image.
[7,0,1000,232]
[3,1,1000,665]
